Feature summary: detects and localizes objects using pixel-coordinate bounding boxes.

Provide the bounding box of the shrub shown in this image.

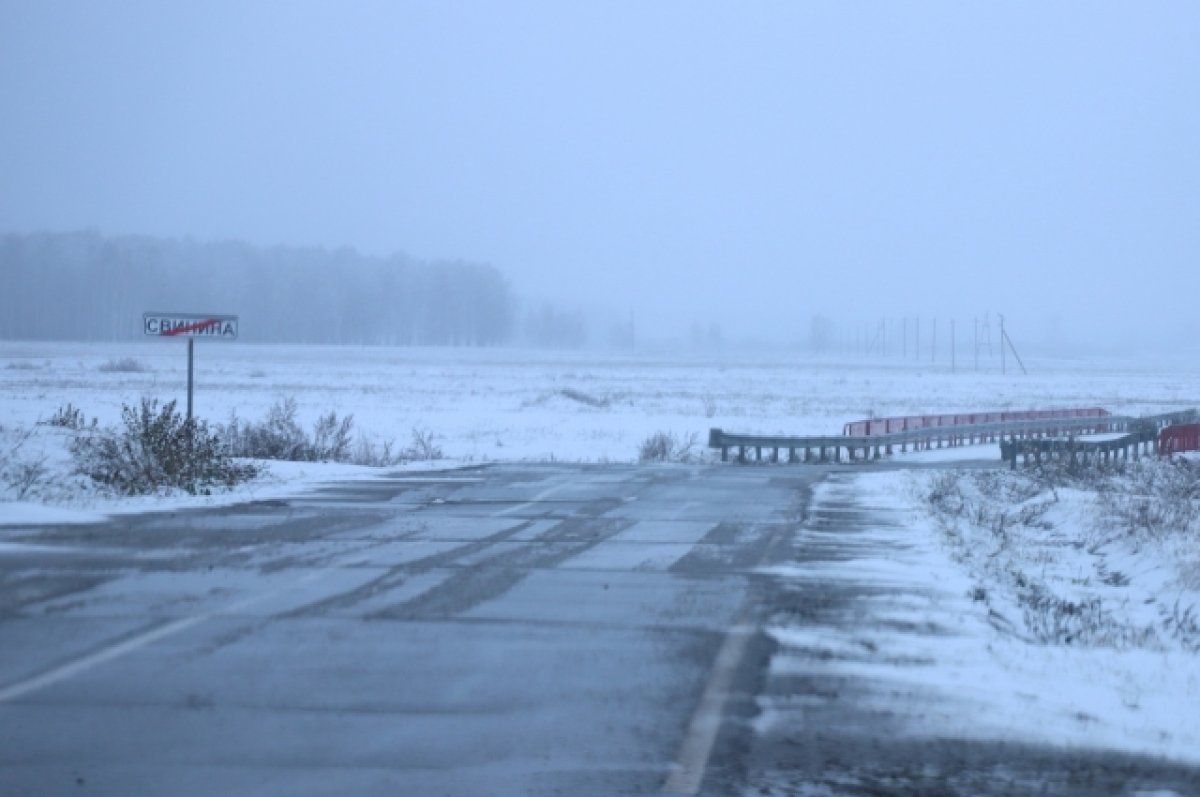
[311,410,355,461]
[4,458,49,500]
[925,471,965,515]
[72,398,258,495]
[638,431,699,463]
[98,357,149,373]
[560,388,609,408]
[222,397,312,461]
[351,436,401,467]
[403,427,443,461]
[222,398,443,466]
[1096,458,1200,542]
[223,398,356,462]
[41,403,93,430]
[1,427,49,500]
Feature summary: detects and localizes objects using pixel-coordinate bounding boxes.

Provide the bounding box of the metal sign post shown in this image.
[143,312,239,420]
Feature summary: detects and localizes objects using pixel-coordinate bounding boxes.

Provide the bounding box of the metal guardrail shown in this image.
[843,407,1110,437]
[1000,431,1159,469]
[709,409,1199,464]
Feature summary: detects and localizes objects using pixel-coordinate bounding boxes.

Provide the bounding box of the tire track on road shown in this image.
[369,516,635,620]
[280,519,539,619]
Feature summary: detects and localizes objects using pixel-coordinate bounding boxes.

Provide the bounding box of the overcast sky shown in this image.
[2,2,1197,351]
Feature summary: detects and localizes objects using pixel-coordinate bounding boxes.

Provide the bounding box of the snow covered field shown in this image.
[1,340,1198,519]
[4,341,1198,450]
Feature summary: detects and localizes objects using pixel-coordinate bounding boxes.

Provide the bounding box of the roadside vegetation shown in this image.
[638,430,700,463]
[0,426,49,501]
[71,398,259,496]
[1,396,446,501]
[923,459,1200,652]
[97,357,150,373]
[221,396,441,467]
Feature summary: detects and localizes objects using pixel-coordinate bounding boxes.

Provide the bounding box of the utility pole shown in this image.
[999,314,1028,375]
[951,319,956,374]
[1000,314,1006,375]
[974,316,979,371]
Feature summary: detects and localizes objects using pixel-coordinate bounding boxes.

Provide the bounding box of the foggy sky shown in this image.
[2,2,1198,352]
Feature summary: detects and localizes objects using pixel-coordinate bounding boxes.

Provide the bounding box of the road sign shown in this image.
[143,312,240,420]
[143,312,238,339]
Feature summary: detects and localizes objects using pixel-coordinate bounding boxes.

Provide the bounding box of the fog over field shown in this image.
[2,3,1198,354]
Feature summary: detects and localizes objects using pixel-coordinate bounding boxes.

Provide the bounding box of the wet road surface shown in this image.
[0,464,811,796]
[2,462,1197,796]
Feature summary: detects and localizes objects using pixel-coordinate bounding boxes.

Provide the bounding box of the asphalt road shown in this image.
[0,464,814,796]
[3,461,1198,797]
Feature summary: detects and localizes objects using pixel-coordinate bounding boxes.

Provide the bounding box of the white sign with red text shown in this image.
[143,312,239,340]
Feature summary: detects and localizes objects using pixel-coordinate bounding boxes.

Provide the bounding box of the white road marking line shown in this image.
[664,523,790,794]
[0,615,209,704]
[663,621,756,794]
[0,570,329,704]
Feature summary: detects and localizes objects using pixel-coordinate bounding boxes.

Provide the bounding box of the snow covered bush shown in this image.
[71,398,258,495]
[97,357,149,373]
[41,403,93,430]
[403,427,442,461]
[1,428,50,500]
[222,397,354,462]
[311,409,356,462]
[1095,458,1200,543]
[923,462,1200,651]
[221,396,435,466]
[221,397,311,460]
[638,431,699,463]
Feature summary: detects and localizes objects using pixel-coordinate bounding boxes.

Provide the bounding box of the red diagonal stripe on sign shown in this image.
[162,319,221,336]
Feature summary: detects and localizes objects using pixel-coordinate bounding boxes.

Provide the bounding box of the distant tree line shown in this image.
[522,303,588,349]
[0,231,516,345]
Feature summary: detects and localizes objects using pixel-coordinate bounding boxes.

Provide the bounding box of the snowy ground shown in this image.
[751,468,1200,793]
[3,340,1197,518]
[2,338,1195,529]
